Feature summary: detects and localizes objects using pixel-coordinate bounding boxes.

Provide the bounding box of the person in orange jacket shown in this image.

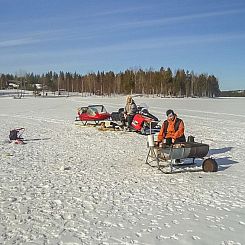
[157,109,186,145]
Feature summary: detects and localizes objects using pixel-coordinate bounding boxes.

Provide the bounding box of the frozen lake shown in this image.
[0,95,245,244]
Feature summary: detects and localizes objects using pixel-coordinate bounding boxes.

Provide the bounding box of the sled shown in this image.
[145,135,218,173]
[9,128,25,144]
[75,105,111,125]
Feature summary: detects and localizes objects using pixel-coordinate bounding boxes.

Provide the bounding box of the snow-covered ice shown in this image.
[0,95,245,245]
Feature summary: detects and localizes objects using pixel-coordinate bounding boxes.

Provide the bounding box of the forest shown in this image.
[0,67,220,97]
[220,90,245,97]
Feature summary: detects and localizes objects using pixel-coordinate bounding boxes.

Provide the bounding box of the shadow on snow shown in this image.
[208,147,238,171]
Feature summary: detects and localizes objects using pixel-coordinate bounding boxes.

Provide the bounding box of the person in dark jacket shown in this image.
[157,109,186,145]
[124,95,137,130]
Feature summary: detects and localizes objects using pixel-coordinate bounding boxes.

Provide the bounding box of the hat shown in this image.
[166,109,174,117]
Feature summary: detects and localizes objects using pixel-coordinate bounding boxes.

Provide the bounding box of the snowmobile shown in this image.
[75,105,111,125]
[75,104,160,135]
[108,105,161,134]
[131,106,160,134]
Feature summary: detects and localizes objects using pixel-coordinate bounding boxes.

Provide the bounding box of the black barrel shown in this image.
[186,142,209,158]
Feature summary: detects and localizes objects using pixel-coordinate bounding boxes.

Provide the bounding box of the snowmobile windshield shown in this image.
[138,103,148,110]
[137,103,149,114]
[141,108,149,114]
[88,105,107,113]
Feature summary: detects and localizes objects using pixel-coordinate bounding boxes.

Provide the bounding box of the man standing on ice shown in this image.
[157,109,186,145]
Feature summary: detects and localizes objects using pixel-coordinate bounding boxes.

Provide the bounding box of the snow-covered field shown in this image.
[0,95,245,245]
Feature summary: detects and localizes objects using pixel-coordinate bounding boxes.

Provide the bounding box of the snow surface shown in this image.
[0,95,245,245]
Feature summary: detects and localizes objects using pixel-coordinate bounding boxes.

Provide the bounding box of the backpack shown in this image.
[9,130,18,140]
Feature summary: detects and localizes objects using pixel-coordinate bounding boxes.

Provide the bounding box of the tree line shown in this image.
[0,67,220,97]
[220,90,245,97]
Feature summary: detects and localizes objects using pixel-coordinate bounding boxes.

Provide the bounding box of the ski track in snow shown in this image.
[0,96,245,245]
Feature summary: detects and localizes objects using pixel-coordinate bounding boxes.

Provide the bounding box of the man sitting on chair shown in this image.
[157,109,186,146]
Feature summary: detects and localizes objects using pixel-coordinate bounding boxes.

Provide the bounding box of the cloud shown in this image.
[2,32,245,61]
[2,7,244,50]
[0,37,38,48]
[80,32,245,53]
[0,29,69,48]
[111,9,245,29]
[90,6,147,17]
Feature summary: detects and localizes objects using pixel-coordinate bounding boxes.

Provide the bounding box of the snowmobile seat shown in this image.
[111,112,120,121]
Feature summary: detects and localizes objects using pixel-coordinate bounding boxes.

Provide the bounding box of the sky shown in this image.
[0,0,245,90]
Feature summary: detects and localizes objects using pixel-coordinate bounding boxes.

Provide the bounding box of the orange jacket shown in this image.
[157,115,185,142]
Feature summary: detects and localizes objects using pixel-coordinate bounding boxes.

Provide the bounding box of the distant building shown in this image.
[35,83,42,90]
[7,81,19,89]
[57,89,67,95]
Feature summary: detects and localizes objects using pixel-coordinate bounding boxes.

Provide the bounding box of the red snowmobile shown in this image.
[131,107,160,134]
[110,106,160,134]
